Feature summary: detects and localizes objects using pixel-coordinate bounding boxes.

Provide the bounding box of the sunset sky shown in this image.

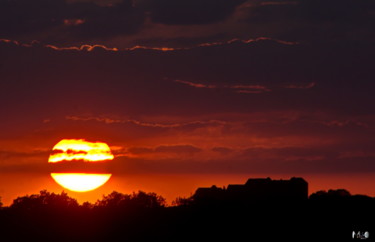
[0,0,374,205]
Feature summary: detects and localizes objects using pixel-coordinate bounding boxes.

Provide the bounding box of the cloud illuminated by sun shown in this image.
[48,139,114,163]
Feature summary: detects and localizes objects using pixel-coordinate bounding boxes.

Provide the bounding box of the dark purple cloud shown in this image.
[139,0,246,25]
[154,145,202,154]
[0,0,374,178]
[242,0,375,43]
[0,0,143,41]
[1,0,374,47]
[1,38,374,118]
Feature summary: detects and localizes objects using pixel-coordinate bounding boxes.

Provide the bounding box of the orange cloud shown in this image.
[232,84,271,94]
[174,79,272,94]
[45,44,119,52]
[65,115,226,128]
[198,37,299,47]
[1,37,298,53]
[0,38,40,48]
[174,80,216,89]
[126,45,176,51]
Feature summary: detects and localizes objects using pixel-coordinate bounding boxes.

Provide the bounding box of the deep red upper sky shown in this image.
[0,0,374,204]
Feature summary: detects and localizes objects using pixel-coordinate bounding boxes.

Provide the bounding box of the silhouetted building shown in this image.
[194,177,308,204]
[194,185,225,203]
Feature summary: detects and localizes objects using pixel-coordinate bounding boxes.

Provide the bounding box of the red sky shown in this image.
[0,0,374,205]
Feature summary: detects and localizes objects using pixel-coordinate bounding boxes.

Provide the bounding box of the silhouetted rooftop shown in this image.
[194,177,308,203]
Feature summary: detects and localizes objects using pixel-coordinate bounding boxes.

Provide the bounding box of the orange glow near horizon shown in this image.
[48,139,114,163]
[50,173,112,192]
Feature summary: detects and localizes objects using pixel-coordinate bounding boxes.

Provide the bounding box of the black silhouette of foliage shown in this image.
[95,191,131,207]
[81,201,94,209]
[11,190,79,210]
[95,190,166,209]
[172,196,194,206]
[0,184,374,241]
[310,189,351,200]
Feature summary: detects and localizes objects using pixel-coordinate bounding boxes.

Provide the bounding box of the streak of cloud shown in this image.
[0,37,298,52]
[65,115,227,128]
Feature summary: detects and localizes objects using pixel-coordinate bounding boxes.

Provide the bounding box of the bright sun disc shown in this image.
[49,139,114,192]
[50,173,112,192]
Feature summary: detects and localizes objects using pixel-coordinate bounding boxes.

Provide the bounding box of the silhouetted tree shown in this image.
[0,183,373,242]
[0,196,2,208]
[172,196,194,206]
[81,201,94,209]
[95,191,166,209]
[95,191,131,207]
[309,189,351,200]
[129,191,166,208]
[11,190,78,210]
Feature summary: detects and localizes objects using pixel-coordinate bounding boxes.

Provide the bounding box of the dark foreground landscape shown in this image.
[0,178,373,241]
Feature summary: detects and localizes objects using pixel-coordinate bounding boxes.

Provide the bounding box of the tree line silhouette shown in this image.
[0,183,374,241]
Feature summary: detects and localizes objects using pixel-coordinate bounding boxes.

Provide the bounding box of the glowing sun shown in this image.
[49,139,113,192]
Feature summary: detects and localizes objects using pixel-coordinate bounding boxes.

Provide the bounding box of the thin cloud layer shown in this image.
[138,0,246,25]
[0,0,374,179]
[1,0,374,47]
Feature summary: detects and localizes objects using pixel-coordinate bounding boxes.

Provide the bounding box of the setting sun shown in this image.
[50,173,112,192]
[49,139,113,192]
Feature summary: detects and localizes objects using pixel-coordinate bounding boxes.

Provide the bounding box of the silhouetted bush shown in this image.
[310,189,351,200]
[95,190,166,209]
[11,190,79,210]
[1,186,374,241]
[172,196,194,206]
